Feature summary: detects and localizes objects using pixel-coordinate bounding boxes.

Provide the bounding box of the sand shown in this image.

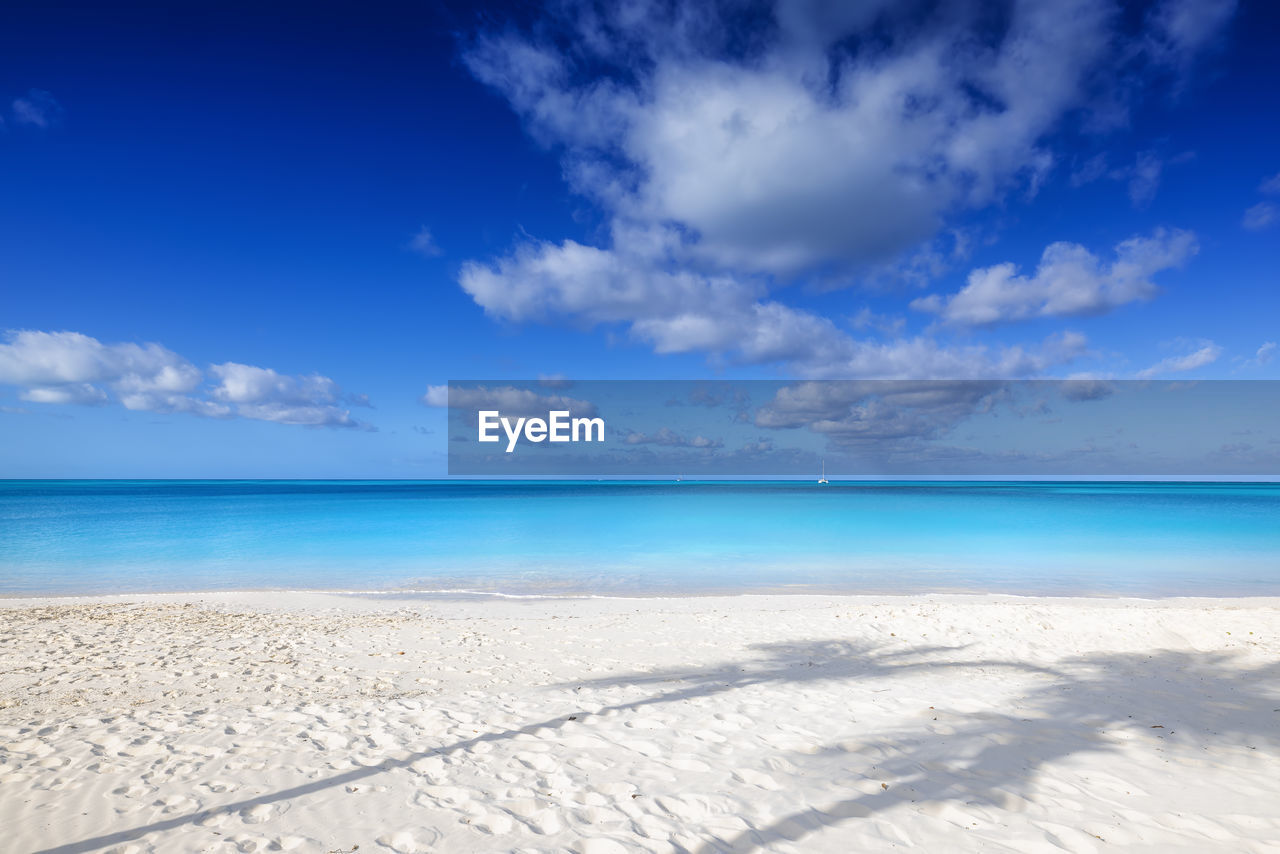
[2,591,1280,853]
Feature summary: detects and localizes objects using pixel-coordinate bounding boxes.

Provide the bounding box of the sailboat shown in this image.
[818,460,829,484]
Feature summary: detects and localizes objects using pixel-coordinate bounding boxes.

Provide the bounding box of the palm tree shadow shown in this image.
[694,649,1280,853]
[40,642,1280,854]
[38,639,1027,853]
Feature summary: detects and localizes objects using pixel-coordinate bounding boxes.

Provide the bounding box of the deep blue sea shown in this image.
[1,480,1277,597]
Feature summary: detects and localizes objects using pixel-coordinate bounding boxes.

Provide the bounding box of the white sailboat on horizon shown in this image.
[818,460,829,484]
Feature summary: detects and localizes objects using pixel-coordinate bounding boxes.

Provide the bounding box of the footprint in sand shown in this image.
[573,838,630,854]
[266,835,312,850]
[470,813,515,834]
[568,756,609,772]
[375,830,440,853]
[240,802,288,824]
[9,737,54,758]
[574,805,628,827]
[112,783,154,799]
[514,751,558,772]
[33,775,74,792]
[539,773,576,793]
[196,809,233,828]
[630,816,672,841]
[619,739,663,758]
[154,793,201,813]
[655,796,708,821]
[732,769,781,791]
[416,784,473,807]
[624,717,666,730]
[302,730,348,751]
[525,808,564,835]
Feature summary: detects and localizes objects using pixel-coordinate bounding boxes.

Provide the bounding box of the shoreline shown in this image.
[8,586,1280,607]
[4,592,1280,852]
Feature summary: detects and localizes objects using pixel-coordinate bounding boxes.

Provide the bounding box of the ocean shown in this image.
[1,480,1277,597]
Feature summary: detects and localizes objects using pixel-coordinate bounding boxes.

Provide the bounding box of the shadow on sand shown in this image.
[42,639,1280,854]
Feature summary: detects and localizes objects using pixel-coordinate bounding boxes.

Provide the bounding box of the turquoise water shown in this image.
[0,480,1277,597]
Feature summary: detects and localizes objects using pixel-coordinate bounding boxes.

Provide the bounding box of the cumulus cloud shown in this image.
[754,380,1008,451]
[1242,202,1277,231]
[911,229,1197,327]
[456,1,1229,377]
[0,330,212,414]
[0,329,370,428]
[11,89,63,128]
[1060,379,1115,401]
[208,363,371,428]
[464,0,1136,277]
[1136,341,1222,378]
[462,0,1232,275]
[461,232,1091,377]
[408,226,442,257]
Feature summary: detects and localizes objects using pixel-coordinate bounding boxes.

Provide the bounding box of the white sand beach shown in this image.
[3,592,1280,853]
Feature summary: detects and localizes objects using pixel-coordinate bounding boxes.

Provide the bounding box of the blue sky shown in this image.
[443,380,1280,477]
[1,0,1278,477]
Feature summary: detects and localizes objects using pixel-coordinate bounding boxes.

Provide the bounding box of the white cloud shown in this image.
[911,229,1197,327]
[465,1,1232,279]
[0,330,370,428]
[422,385,598,418]
[1060,379,1115,401]
[460,235,1090,378]
[466,1,1134,278]
[1127,152,1164,207]
[1070,153,1109,187]
[422,385,449,408]
[11,89,62,128]
[850,307,905,337]
[1143,0,1237,74]
[1248,341,1276,367]
[1136,341,1222,378]
[1242,202,1277,231]
[0,330,208,413]
[408,226,442,257]
[1071,149,1192,207]
[623,428,722,449]
[1260,172,1280,195]
[20,383,109,406]
[456,1,1230,378]
[208,363,369,428]
[754,379,1010,452]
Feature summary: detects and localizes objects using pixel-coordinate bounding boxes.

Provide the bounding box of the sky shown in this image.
[1,0,1278,477]
[441,379,1280,476]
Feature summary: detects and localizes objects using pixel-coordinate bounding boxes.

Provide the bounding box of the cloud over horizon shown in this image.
[0,330,372,429]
